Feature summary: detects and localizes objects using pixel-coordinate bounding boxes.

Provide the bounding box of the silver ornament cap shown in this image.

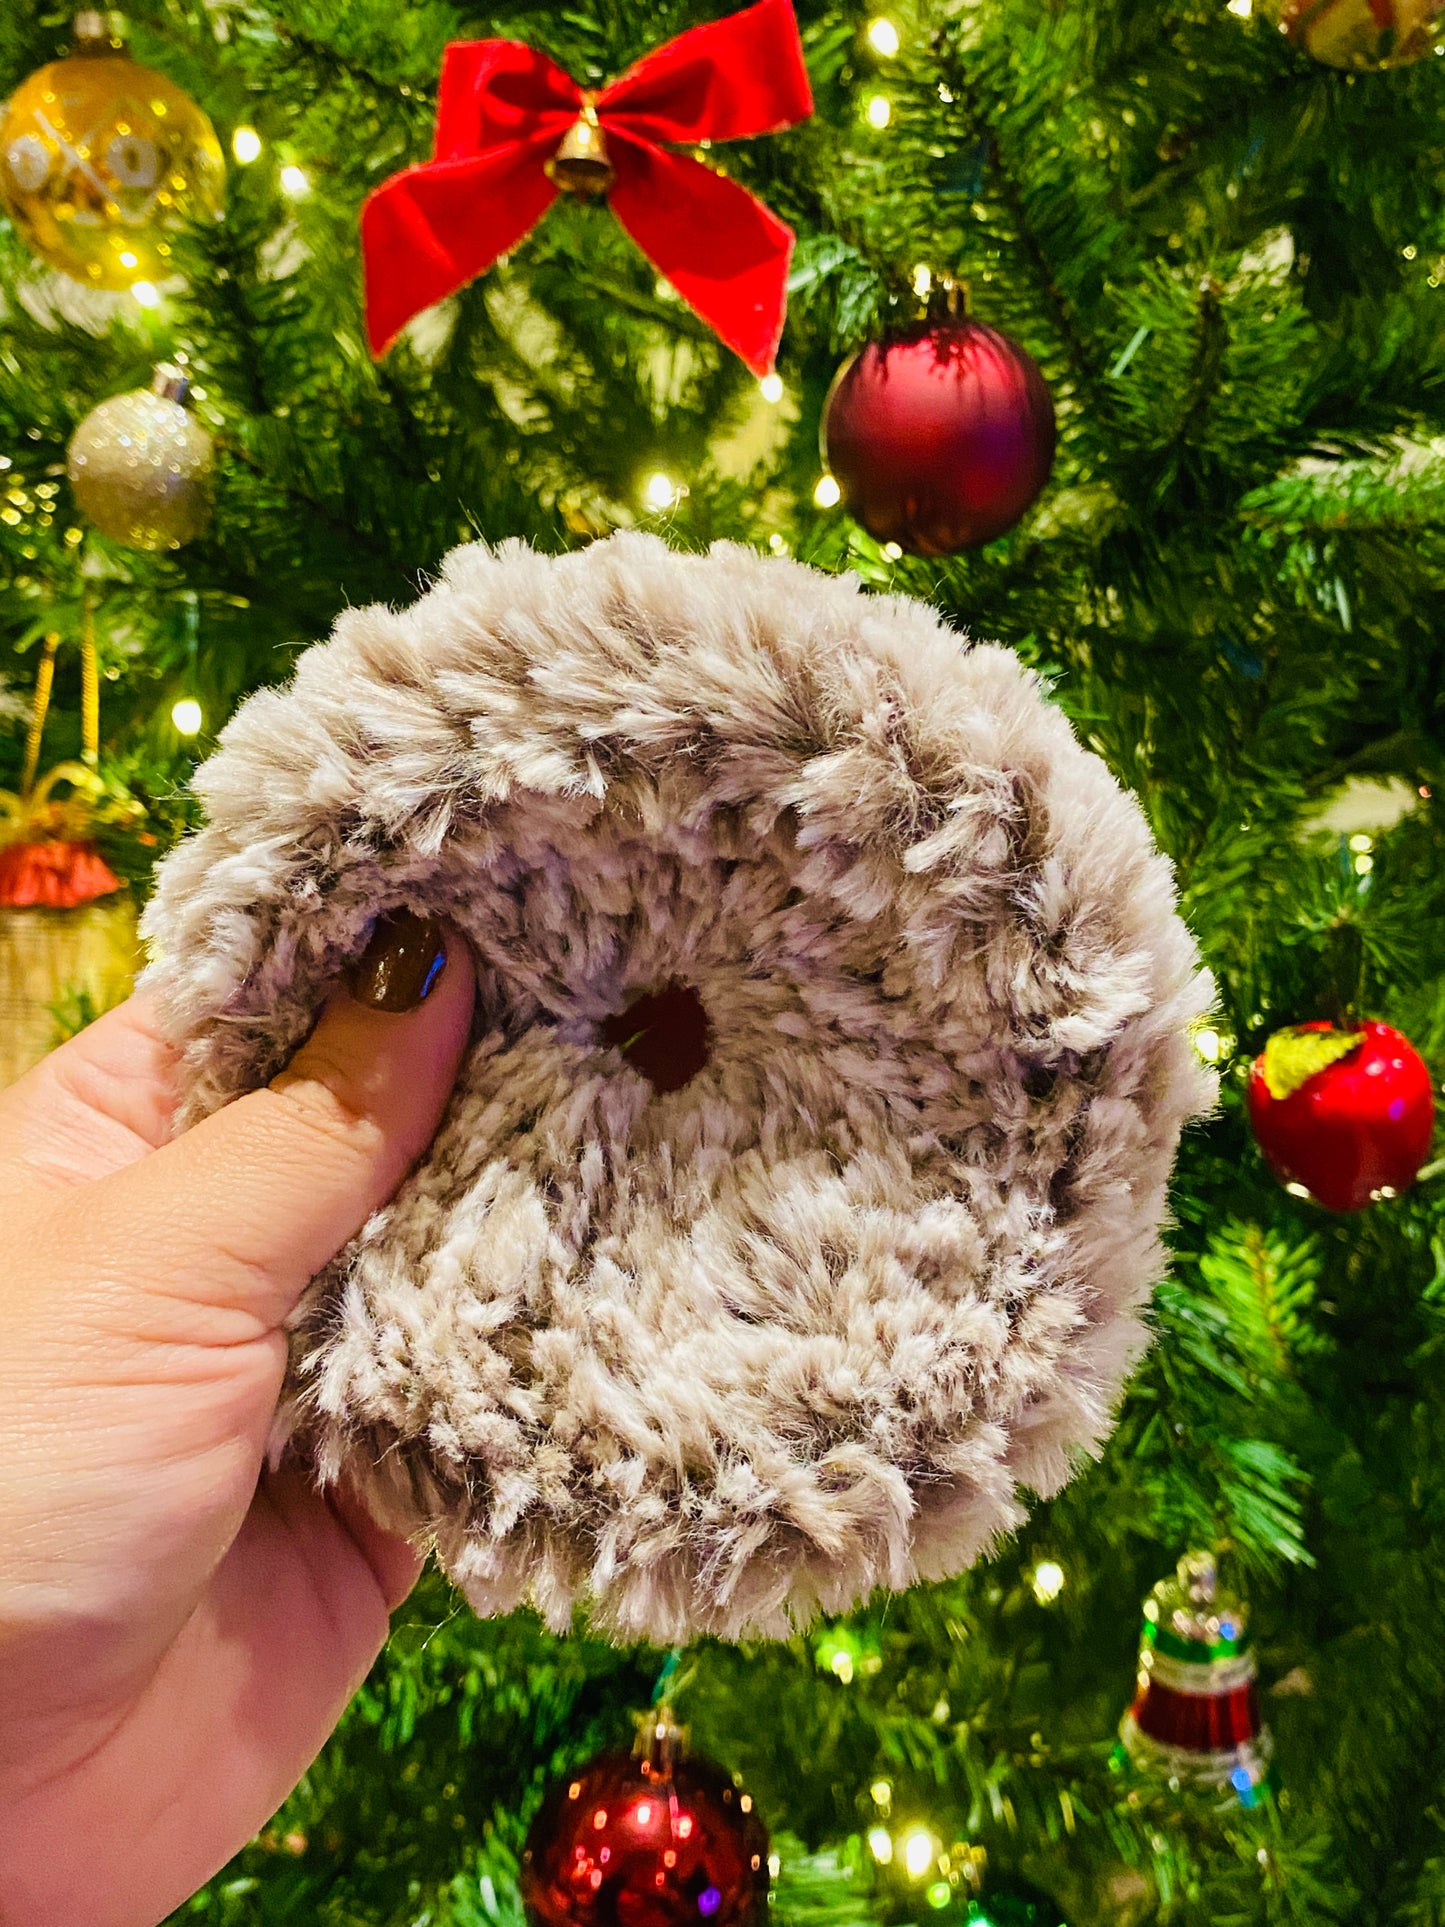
[68,363,214,551]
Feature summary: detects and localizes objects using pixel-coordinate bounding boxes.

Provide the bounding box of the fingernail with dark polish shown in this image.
[350,912,448,1012]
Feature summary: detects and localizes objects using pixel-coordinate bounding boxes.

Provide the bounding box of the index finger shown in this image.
[0,996,180,1199]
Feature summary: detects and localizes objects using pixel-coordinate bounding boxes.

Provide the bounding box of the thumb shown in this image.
[76,913,474,1334]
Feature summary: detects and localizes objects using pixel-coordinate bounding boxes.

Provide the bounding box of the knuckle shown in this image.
[266,1073,387,1171]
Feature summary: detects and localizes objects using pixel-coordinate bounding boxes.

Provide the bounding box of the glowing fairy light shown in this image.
[902,1829,937,1879]
[644,471,683,510]
[1031,1560,1066,1604]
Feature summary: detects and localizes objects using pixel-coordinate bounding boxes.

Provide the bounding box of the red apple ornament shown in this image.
[821,318,1055,555]
[1248,1020,1434,1212]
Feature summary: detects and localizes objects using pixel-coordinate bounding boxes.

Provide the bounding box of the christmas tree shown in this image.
[2,0,1444,1920]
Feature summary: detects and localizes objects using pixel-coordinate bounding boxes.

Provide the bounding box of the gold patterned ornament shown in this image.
[1264,0,1445,67]
[68,363,215,550]
[0,616,144,1089]
[0,9,224,290]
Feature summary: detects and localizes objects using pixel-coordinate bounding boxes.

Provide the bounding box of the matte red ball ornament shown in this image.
[1247,1020,1434,1213]
[521,1721,769,1927]
[821,319,1056,555]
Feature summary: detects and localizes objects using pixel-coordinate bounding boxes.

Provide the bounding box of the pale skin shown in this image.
[0,935,475,1926]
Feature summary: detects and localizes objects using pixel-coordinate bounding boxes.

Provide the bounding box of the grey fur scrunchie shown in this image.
[142,533,1213,1643]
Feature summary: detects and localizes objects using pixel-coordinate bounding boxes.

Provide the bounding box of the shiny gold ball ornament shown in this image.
[68,364,214,550]
[0,11,225,289]
[1264,0,1445,67]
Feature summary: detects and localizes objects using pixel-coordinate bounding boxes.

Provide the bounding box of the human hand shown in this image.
[0,914,474,1927]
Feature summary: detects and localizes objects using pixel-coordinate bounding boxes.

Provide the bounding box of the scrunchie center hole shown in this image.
[601,982,711,1094]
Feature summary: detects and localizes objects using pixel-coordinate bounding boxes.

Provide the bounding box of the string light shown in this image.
[171,698,203,736]
[867,1827,894,1864]
[901,1828,937,1879]
[644,471,682,511]
[1031,1559,1066,1604]
[280,163,310,197]
[883,541,903,560]
[1193,1027,1223,1064]
[912,264,933,298]
[870,1779,892,1807]
[1226,0,1252,13]
[118,249,138,270]
[867,17,901,55]
[131,280,161,308]
[232,125,262,164]
[813,474,842,508]
[759,372,784,403]
[866,94,892,130]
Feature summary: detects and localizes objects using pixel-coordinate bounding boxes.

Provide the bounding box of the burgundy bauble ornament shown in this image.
[1247,1019,1434,1212]
[821,319,1055,555]
[521,1721,769,1927]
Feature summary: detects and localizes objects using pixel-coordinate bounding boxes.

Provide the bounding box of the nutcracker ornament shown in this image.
[68,364,215,551]
[1118,1550,1274,1806]
[0,11,225,290]
[521,1714,768,1927]
[821,313,1055,555]
[1248,1020,1434,1212]
[1263,0,1444,68]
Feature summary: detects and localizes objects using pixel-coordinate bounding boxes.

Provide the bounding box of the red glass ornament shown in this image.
[1248,1020,1434,1213]
[821,319,1055,555]
[521,1733,768,1927]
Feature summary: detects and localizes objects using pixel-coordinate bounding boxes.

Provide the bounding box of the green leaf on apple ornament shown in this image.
[1260,1026,1364,1102]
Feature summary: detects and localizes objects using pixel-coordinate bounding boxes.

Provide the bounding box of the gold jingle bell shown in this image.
[545,96,613,199]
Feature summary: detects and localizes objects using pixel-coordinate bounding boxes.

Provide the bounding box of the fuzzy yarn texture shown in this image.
[142,533,1215,1643]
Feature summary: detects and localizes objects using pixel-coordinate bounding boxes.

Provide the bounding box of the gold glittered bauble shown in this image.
[0,13,225,289]
[1264,0,1445,67]
[68,364,214,550]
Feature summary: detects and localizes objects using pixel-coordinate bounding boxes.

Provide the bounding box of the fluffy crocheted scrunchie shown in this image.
[142,533,1213,1642]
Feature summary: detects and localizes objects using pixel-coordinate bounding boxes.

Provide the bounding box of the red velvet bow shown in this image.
[361,0,813,377]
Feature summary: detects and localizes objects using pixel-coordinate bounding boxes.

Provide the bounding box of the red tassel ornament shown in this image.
[0,839,122,909]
